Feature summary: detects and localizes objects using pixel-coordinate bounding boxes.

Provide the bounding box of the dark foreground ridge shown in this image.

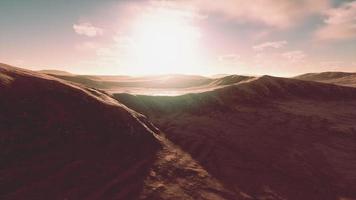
[0,63,162,199]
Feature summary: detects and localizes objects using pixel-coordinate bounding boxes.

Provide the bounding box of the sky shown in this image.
[0,0,356,76]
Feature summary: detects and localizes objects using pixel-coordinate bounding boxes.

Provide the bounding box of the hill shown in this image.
[45,72,254,95]
[5,63,356,199]
[38,69,73,76]
[295,72,356,87]
[0,64,239,200]
[0,63,162,199]
[114,75,356,200]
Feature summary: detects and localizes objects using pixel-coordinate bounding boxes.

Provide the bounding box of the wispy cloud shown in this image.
[218,54,240,62]
[73,22,103,37]
[253,40,287,51]
[75,41,99,51]
[219,54,240,61]
[320,61,344,67]
[282,50,306,62]
[191,0,329,28]
[316,1,356,40]
[93,35,134,65]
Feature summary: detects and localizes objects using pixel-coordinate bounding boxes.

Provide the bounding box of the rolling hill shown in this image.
[115,75,356,200]
[295,72,356,87]
[0,63,162,199]
[0,63,240,200]
[3,63,356,199]
[38,69,74,76]
[44,72,255,95]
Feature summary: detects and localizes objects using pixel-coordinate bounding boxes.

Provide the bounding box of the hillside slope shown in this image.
[45,72,255,95]
[115,76,356,200]
[295,72,356,87]
[0,63,163,199]
[38,69,73,76]
[0,64,240,200]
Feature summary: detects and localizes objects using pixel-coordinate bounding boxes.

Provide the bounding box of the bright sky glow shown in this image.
[0,0,355,76]
[124,7,205,75]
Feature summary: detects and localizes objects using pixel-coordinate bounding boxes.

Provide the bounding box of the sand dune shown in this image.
[0,63,161,199]
[295,72,356,87]
[0,64,239,200]
[115,75,356,200]
[3,63,356,199]
[38,69,74,76]
[45,72,255,95]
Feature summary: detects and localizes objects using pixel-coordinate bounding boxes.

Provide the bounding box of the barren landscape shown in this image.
[2,0,356,199]
[2,63,356,200]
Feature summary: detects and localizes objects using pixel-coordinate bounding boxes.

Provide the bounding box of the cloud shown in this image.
[75,41,99,51]
[252,30,271,40]
[93,35,134,65]
[190,0,329,28]
[218,54,240,64]
[73,22,103,37]
[253,40,287,51]
[318,61,356,71]
[282,50,306,62]
[218,54,246,67]
[316,1,356,40]
[320,61,345,67]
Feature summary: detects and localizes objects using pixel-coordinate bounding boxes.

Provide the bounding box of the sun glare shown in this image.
[126,8,204,75]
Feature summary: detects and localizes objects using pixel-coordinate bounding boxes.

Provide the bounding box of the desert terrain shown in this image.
[1,64,356,200]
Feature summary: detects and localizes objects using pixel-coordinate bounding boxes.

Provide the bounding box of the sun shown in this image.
[125,7,204,75]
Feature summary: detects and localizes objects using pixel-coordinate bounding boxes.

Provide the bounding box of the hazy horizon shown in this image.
[33,67,356,78]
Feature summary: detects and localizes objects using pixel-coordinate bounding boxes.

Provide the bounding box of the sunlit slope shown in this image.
[43,71,255,95]
[38,69,74,76]
[115,76,356,200]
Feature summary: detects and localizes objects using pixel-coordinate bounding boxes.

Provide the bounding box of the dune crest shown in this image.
[0,64,243,200]
[115,75,356,200]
